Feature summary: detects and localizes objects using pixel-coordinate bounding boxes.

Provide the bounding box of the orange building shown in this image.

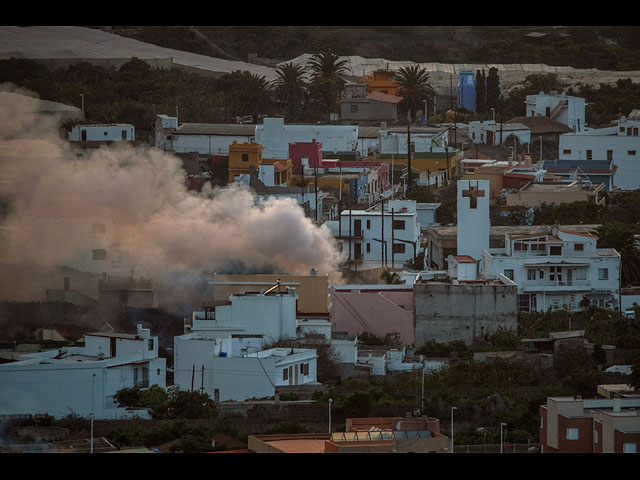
[362,70,399,96]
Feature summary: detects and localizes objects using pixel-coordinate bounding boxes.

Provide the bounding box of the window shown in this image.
[623,443,637,453]
[550,246,562,256]
[574,243,584,251]
[366,243,371,253]
[586,150,592,160]
[598,268,609,280]
[629,150,637,156]
[393,220,405,230]
[366,219,371,229]
[576,269,587,280]
[527,269,536,280]
[409,142,415,153]
[539,269,545,279]
[302,363,309,376]
[283,369,288,381]
[490,238,505,249]
[620,126,626,133]
[92,223,106,234]
[350,104,359,113]
[92,249,106,260]
[594,430,598,444]
[104,131,108,136]
[566,428,579,440]
[504,269,514,281]
[634,127,639,136]
[563,149,571,155]
[607,150,613,161]
[393,243,406,254]
[148,339,154,351]
[241,153,249,162]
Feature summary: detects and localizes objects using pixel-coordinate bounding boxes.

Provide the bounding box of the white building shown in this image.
[0,325,165,419]
[525,91,586,133]
[323,199,421,270]
[255,117,359,159]
[68,123,135,142]
[467,120,531,146]
[186,290,299,344]
[558,112,640,190]
[378,127,449,155]
[416,203,440,231]
[173,333,317,402]
[154,114,255,155]
[481,227,621,312]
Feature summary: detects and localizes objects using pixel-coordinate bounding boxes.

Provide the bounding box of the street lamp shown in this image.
[328,398,333,434]
[500,422,507,453]
[450,406,457,453]
[423,99,428,125]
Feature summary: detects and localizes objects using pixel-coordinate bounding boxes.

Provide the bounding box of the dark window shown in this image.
[366,219,371,229]
[607,150,613,161]
[586,150,592,160]
[366,243,371,253]
[629,151,637,156]
[550,246,562,255]
[148,339,154,351]
[92,249,106,260]
[350,104,358,113]
[504,269,514,281]
[574,243,584,251]
[393,220,405,230]
[241,153,249,162]
[393,243,406,254]
[563,149,571,155]
[283,369,288,381]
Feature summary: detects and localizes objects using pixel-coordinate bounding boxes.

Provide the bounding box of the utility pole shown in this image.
[407,124,412,194]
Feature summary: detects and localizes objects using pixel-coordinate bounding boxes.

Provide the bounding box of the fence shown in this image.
[454,443,541,454]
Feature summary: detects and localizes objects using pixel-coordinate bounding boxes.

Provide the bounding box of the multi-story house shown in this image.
[525,91,586,133]
[558,111,640,190]
[481,227,621,312]
[323,199,421,271]
[540,396,640,453]
[0,325,165,419]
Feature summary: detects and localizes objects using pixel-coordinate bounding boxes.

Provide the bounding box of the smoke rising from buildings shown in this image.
[0,86,342,312]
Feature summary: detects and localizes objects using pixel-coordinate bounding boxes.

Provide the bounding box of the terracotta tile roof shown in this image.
[506,116,573,134]
[453,255,476,263]
[367,92,403,104]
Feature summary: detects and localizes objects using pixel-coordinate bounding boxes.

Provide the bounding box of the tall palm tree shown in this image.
[235,71,273,122]
[307,52,349,115]
[271,62,308,122]
[394,65,437,124]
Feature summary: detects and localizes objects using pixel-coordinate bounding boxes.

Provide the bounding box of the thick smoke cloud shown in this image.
[0,85,342,312]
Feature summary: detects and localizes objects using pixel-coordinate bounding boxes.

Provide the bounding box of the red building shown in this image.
[288,139,323,175]
[540,396,640,453]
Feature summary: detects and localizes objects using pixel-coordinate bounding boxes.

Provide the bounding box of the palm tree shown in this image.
[394,65,437,124]
[307,52,349,116]
[595,222,640,286]
[235,71,273,122]
[271,62,308,122]
[380,269,403,284]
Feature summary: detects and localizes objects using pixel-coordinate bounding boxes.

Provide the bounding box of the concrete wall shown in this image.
[413,281,518,345]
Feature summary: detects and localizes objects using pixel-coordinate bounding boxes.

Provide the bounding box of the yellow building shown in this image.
[462,165,507,200]
[362,70,400,96]
[378,150,461,180]
[211,273,329,314]
[228,141,292,185]
[228,140,263,183]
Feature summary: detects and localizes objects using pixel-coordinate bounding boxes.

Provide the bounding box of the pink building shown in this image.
[289,139,323,175]
[330,285,414,345]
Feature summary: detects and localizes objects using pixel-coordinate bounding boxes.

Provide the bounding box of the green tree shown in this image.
[394,65,437,124]
[235,71,273,121]
[485,67,501,111]
[167,386,218,419]
[595,222,640,286]
[475,69,486,114]
[307,51,349,116]
[272,62,308,122]
[380,269,403,284]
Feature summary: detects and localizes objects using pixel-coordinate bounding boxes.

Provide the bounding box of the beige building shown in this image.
[211,273,329,315]
[505,181,606,208]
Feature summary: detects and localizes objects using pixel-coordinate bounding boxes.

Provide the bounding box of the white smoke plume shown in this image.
[0,85,343,312]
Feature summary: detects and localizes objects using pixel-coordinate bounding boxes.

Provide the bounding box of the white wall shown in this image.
[256,117,358,159]
[69,124,135,141]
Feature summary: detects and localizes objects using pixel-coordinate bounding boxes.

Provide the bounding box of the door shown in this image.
[487,130,494,145]
[567,268,573,286]
[295,364,299,385]
[288,366,293,386]
[354,242,362,260]
[354,219,362,237]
